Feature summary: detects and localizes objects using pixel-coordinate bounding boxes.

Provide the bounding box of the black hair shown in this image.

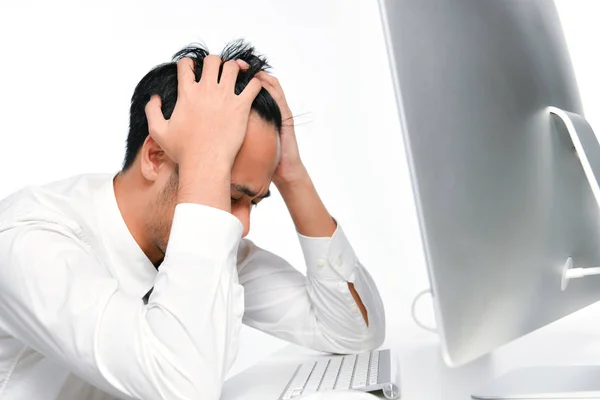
[123,40,282,170]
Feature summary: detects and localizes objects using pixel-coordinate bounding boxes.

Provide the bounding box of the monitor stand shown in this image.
[472,366,600,399]
[472,108,600,400]
[547,107,600,209]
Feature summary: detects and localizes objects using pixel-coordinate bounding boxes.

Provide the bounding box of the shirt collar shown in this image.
[94,173,157,298]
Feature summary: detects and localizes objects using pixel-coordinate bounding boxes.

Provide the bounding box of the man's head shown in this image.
[118,40,282,263]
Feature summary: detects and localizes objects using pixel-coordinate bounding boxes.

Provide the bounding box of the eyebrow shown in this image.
[231,184,271,199]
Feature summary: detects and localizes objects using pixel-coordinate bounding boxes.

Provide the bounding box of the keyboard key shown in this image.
[352,352,371,388]
[368,350,380,386]
[369,372,378,386]
[302,359,329,394]
[287,362,316,393]
[370,350,379,371]
[334,355,357,390]
[318,357,342,391]
[278,349,392,400]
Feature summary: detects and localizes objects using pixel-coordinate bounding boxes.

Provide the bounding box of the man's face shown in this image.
[149,111,280,255]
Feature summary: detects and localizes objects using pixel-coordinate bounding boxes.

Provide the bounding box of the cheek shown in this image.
[231,204,252,236]
[154,192,177,227]
[158,203,176,245]
[232,202,251,217]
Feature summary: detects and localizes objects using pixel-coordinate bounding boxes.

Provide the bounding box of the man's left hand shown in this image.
[256,72,370,326]
[256,72,307,186]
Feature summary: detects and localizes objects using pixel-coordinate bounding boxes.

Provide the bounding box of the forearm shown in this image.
[276,167,336,238]
[239,238,386,355]
[103,205,243,399]
[277,167,370,325]
[0,213,243,400]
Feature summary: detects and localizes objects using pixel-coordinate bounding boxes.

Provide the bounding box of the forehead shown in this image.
[230,113,280,193]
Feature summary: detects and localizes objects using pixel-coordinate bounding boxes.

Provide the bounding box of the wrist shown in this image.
[180,151,232,173]
[274,164,310,189]
[177,159,232,211]
[275,169,337,237]
[275,169,312,197]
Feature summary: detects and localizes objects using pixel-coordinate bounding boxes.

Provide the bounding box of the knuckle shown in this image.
[179,81,193,94]
[147,123,158,135]
[205,54,221,63]
[177,57,192,67]
[145,101,157,113]
[224,59,239,70]
[248,78,260,89]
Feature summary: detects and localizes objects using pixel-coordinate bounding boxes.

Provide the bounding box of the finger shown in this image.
[259,81,294,122]
[200,55,222,84]
[259,78,290,108]
[176,58,196,92]
[235,59,250,71]
[256,72,288,103]
[255,71,280,88]
[259,80,275,95]
[259,81,277,102]
[220,60,241,88]
[238,77,263,103]
[145,95,168,141]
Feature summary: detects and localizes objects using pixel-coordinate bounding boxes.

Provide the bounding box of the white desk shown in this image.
[223,302,600,400]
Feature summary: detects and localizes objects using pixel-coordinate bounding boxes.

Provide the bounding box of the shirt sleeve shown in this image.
[0,204,243,400]
[238,223,385,354]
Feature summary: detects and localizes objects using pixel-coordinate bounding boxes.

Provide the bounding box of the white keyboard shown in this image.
[279,349,399,399]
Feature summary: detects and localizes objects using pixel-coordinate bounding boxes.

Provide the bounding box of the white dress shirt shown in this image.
[0,173,385,400]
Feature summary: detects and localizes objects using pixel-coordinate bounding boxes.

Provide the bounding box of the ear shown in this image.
[139,136,169,182]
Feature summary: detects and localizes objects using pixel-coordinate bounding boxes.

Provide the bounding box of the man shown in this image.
[0,41,385,400]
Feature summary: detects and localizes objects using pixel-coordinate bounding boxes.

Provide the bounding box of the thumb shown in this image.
[145,95,168,142]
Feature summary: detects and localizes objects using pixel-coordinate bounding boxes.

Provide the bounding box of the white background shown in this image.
[1,0,599,391]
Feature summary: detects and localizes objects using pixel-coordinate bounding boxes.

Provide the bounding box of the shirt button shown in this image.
[336,256,343,267]
[351,304,359,313]
[317,258,326,268]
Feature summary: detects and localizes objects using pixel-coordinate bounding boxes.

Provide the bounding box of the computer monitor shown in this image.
[379,0,600,398]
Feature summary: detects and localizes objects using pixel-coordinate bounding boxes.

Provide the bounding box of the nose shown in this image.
[232,205,251,238]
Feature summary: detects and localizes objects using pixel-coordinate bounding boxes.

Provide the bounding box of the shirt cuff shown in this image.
[165,203,243,260]
[297,222,358,282]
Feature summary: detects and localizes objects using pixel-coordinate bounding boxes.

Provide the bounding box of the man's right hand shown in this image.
[144,56,262,211]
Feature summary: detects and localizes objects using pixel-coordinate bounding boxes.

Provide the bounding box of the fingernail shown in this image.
[236,59,250,69]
